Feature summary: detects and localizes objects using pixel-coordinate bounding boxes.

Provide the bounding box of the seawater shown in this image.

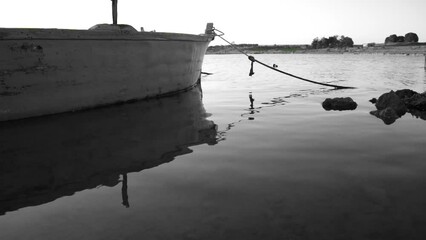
[1,54,426,240]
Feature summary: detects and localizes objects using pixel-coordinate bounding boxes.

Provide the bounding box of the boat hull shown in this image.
[0,28,213,121]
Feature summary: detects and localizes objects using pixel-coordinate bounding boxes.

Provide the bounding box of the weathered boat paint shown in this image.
[0,25,214,121]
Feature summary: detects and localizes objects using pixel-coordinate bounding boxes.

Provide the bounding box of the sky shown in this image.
[1,0,425,45]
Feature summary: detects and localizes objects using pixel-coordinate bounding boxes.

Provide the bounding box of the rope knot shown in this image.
[248,55,255,76]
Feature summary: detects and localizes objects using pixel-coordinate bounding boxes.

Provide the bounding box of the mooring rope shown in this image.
[213,29,355,90]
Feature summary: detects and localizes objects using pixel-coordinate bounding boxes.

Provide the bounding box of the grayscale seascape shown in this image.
[1,53,426,240]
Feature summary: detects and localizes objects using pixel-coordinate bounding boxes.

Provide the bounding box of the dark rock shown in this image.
[409,109,426,121]
[375,91,407,116]
[322,97,357,111]
[369,98,377,104]
[370,108,399,125]
[371,89,426,124]
[405,92,426,111]
[395,89,418,100]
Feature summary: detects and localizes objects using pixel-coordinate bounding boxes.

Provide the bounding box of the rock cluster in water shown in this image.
[370,89,426,124]
[322,97,358,111]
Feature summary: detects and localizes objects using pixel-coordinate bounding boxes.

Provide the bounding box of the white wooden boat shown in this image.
[0,0,214,121]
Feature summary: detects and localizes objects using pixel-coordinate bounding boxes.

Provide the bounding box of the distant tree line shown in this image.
[385,32,419,44]
[311,35,354,49]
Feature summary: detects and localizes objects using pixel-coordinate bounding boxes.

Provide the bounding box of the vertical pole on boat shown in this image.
[121,174,129,208]
[112,0,118,25]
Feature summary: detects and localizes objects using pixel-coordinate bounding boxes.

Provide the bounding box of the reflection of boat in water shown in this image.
[0,0,214,121]
[0,85,217,215]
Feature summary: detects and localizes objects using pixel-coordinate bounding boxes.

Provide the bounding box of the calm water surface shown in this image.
[1,54,426,240]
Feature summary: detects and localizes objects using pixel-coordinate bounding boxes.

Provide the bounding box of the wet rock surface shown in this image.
[375,91,407,116]
[395,89,418,100]
[370,108,400,125]
[370,89,426,124]
[405,92,426,111]
[322,97,358,111]
[410,109,426,120]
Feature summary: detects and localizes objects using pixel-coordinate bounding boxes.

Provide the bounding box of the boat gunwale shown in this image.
[0,28,213,42]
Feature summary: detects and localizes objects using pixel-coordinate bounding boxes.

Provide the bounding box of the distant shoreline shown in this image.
[207,43,426,55]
